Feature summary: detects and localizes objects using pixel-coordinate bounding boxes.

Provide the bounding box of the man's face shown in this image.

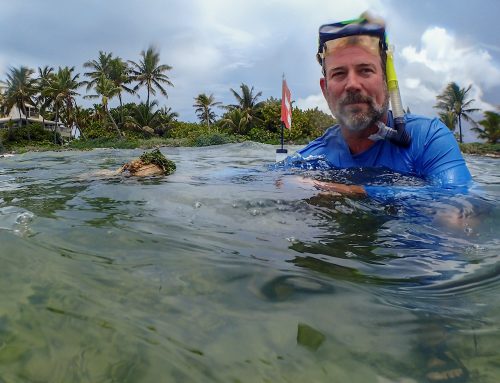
[320,45,389,133]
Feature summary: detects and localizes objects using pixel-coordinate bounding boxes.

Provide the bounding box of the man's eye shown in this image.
[360,68,375,75]
[330,71,344,79]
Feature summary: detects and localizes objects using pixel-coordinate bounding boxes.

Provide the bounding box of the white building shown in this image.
[0,81,70,137]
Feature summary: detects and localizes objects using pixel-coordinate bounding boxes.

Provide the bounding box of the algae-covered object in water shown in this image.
[139,149,176,175]
[120,149,176,177]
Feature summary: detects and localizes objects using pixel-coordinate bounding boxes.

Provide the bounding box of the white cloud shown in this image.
[295,93,330,114]
[1,0,498,127]
[399,26,500,114]
[162,0,388,120]
[404,78,421,89]
[400,77,436,110]
[0,0,390,120]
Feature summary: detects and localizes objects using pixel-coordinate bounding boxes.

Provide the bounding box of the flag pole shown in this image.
[280,121,285,151]
[276,73,288,162]
[280,74,285,151]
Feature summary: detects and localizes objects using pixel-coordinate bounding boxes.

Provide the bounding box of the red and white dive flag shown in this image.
[281,78,292,130]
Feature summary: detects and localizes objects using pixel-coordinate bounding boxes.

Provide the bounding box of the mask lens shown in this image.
[320,35,381,60]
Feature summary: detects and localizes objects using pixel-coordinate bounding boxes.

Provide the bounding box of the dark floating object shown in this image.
[297,323,326,351]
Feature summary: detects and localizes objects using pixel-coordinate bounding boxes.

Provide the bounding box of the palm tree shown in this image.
[37,65,54,85]
[0,79,10,116]
[158,106,178,121]
[84,53,135,126]
[229,83,264,110]
[84,74,122,137]
[0,90,6,116]
[123,102,179,137]
[108,58,134,107]
[221,108,251,135]
[156,106,179,136]
[123,101,161,136]
[193,93,222,129]
[472,111,500,144]
[35,66,54,125]
[42,66,81,143]
[0,86,6,151]
[129,46,173,108]
[83,51,114,91]
[108,57,135,125]
[227,83,264,132]
[3,66,37,127]
[434,82,479,143]
[438,110,456,131]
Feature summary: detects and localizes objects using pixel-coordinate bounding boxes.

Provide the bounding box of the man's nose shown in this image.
[345,71,362,91]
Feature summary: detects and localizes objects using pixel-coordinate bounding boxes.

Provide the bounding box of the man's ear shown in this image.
[320,77,327,98]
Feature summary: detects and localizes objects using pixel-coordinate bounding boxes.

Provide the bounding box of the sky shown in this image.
[1,0,499,142]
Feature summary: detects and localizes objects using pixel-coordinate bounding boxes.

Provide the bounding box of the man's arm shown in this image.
[415,118,472,187]
[312,180,367,197]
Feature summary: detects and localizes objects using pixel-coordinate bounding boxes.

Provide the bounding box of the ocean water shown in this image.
[0,143,498,383]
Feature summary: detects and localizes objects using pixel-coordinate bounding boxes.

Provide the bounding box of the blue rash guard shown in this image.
[294,113,472,188]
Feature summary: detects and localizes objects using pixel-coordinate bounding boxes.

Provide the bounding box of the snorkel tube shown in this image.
[373,39,411,147]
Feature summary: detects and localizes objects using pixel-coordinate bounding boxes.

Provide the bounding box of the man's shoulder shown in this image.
[404,113,447,130]
[297,124,343,156]
[404,113,451,139]
[306,124,342,144]
[321,124,342,137]
[405,113,439,127]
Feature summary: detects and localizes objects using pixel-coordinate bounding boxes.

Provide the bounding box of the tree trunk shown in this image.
[458,114,463,143]
[118,92,124,127]
[106,107,122,139]
[207,109,210,133]
[146,87,150,109]
[54,107,59,144]
[18,105,31,141]
[74,104,86,140]
[17,106,22,128]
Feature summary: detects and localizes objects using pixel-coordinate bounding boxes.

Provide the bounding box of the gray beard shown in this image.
[330,92,389,133]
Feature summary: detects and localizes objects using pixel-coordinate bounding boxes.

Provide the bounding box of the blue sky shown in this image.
[1,0,498,141]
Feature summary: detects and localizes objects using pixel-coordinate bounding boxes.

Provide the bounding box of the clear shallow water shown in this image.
[0,143,499,382]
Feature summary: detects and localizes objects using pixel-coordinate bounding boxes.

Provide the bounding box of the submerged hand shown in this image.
[312,180,367,197]
[275,176,367,197]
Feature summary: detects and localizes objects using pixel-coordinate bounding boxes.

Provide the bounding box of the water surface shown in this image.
[0,144,499,382]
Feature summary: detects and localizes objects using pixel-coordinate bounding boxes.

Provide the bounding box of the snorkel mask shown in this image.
[317,13,411,148]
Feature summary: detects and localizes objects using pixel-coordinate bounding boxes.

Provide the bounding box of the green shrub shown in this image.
[83,121,116,139]
[136,137,190,148]
[0,123,61,146]
[192,133,238,147]
[167,121,209,139]
[460,142,500,155]
[247,127,280,144]
[68,137,138,149]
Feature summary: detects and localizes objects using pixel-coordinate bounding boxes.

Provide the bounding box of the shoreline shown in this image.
[459,142,500,158]
[1,140,499,158]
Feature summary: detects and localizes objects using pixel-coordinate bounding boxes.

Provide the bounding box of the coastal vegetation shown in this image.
[433,82,500,154]
[434,82,480,143]
[0,49,498,156]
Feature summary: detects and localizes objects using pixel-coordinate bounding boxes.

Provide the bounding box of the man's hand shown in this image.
[275,176,367,197]
[312,180,367,197]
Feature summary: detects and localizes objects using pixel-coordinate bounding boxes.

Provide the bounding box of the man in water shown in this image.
[294,14,472,196]
[289,14,473,382]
